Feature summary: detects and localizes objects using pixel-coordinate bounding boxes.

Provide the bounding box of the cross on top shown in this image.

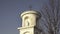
[29,5,32,10]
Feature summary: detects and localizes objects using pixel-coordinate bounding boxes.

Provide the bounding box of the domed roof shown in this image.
[21,10,41,17]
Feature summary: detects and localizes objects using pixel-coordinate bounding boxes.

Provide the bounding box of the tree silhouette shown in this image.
[39,0,60,34]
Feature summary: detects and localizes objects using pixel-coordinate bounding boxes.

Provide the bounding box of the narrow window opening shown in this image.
[27,21,29,26]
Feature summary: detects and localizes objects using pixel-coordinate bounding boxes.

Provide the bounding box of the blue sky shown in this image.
[0,0,48,34]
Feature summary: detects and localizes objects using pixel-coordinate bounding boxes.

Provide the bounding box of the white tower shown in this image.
[18,10,41,34]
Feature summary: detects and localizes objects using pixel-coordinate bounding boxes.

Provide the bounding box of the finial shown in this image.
[29,5,32,10]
